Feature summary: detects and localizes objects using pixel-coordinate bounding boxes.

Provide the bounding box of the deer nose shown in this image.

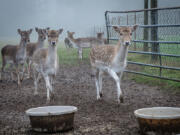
[125,41,130,46]
[52,41,56,45]
[28,39,30,42]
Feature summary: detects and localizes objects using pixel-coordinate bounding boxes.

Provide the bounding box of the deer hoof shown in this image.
[51,93,55,100]
[100,93,103,98]
[120,95,124,103]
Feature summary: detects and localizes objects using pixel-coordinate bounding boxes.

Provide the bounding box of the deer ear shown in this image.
[29,29,33,34]
[45,27,50,35]
[113,26,120,33]
[46,27,50,31]
[58,29,63,35]
[17,29,21,34]
[132,25,138,32]
[35,27,39,32]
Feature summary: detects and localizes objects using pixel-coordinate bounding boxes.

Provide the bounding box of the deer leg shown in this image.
[49,75,55,99]
[20,64,25,82]
[98,70,103,97]
[50,75,55,93]
[27,59,32,78]
[16,65,21,89]
[43,75,52,102]
[107,69,123,103]
[119,71,124,95]
[9,64,15,82]
[78,48,83,60]
[26,59,30,78]
[0,57,6,81]
[33,69,40,95]
[95,69,100,100]
[50,74,55,86]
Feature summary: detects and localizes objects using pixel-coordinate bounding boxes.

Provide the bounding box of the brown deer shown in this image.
[89,25,138,103]
[26,27,49,78]
[0,29,32,87]
[64,37,73,48]
[67,31,104,59]
[32,28,63,102]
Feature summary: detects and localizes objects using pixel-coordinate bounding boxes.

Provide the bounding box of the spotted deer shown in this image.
[32,28,63,102]
[0,29,32,87]
[26,27,49,78]
[67,31,104,59]
[97,32,108,44]
[89,25,138,103]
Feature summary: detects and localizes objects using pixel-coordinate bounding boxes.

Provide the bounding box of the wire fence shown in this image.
[105,6,180,82]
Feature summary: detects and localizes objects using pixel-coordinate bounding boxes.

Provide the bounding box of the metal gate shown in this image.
[105,6,180,82]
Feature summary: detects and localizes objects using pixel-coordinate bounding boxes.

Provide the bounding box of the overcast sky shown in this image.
[0,0,180,40]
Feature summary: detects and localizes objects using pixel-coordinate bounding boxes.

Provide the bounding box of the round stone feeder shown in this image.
[26,106,77,133]
[134,107,180,134]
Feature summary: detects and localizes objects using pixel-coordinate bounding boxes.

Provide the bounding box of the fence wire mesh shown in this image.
[105,7,180,82]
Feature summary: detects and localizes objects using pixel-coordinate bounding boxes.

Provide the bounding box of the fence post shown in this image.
[127,14,129,25]
[151,0,159,61]
[134,12,137,50]
[143,0,149,52]
[105,11,110,44]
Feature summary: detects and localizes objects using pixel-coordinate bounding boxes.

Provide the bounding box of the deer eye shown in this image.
[120,33,123,36]
[130,33,132,36]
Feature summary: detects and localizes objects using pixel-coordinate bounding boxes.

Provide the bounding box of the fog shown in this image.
[0,0,180,41]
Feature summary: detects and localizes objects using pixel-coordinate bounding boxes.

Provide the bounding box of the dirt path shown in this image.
[0,63,180,135]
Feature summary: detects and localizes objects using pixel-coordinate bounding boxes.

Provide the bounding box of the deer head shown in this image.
[47,29,63,46]
[113,25,138,46]
[18,28,32,45]
[35,27,47,41]
[67,31,75,39]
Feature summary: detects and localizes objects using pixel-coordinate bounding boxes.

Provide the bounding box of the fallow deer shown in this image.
[64,37,73,48]
[89,25,138,103]
[26,27,49,78]
[67,31,104,59]
[32,28,63,102]
[0,29,32,87]
[97,32,108,44]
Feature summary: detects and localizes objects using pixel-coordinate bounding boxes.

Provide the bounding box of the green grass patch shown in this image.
[129,73,180,92]
[57,45,90,65]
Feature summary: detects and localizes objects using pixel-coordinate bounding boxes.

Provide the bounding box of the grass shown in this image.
[57,45,90,65]
[129,74,180,92]
[0,39,179,91]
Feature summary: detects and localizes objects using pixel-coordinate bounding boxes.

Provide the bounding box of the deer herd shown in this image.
[0,25,138,103]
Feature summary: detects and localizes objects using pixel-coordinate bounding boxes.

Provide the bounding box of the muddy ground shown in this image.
[0,63,180,135]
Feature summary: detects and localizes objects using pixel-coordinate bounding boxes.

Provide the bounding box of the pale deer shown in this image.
[32,28,63,102]
[0,29,32,87]
[89,25,138,103]
[26,27,49,78]
[67,31,104,59]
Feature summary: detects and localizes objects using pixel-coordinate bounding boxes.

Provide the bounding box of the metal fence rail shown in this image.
[105,6,180,82]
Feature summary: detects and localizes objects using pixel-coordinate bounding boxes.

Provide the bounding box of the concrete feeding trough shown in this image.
[134,107,180,134]
[26,106,77,133]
